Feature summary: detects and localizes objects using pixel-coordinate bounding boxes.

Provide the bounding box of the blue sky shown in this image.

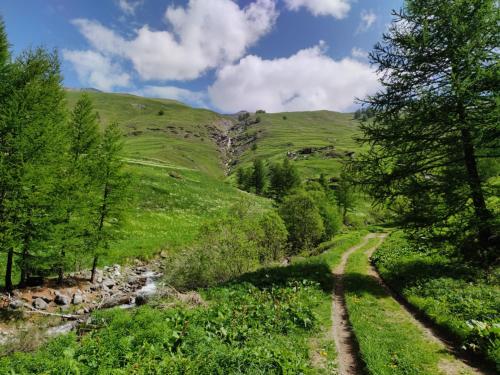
[1,0,404,112]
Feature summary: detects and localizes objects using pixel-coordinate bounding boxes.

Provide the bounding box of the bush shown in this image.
[165,201,288,289]
[158,109,165,116]
[306,183,342,241]
[279,191,325,253]
[257,211,288,262]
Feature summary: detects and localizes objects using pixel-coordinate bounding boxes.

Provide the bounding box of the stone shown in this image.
[32,294,53,303]
[103,279,115,289]
[160,251,168,258]
[33,298,48,310]
[135,294,148,306]
[76,309,85,315]
[9,299,24,309]
[72,294,84,305]
[55,293,70,306]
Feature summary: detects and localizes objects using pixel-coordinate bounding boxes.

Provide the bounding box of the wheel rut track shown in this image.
[331,233,384,375]
[365,245,493,375]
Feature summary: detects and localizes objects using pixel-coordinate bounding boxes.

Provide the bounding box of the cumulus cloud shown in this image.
[283,0,351,19]
[357,10,377,33]
[117,0,143,15]
[208,42,379,113]
[137,85,207,107]
[351,47,368,60]
[68,0,278,81]
[62,50,131,91]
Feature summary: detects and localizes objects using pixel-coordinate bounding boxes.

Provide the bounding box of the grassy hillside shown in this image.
[230,111,361,179]
[66,91,227,178]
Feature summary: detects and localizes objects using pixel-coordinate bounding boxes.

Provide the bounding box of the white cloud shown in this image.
[351,47,368,60]
[283,0,351,19]
[117,0,143,16]
[62,50,131,91]
[69,0,278,81]
[357,10,377,33]
[137,85,207,107]
[208,43,379,113]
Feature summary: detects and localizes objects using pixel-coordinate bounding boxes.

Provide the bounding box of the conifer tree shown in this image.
[350,0,499,256]
[90,123,128,282]
[55,94,100,283]
[0,48,67,289]
[252,159,266,195]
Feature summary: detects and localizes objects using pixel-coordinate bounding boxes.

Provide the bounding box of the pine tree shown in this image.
[0,48,67,289]
[269,158,301,201]
[55,94,100,283]
[89,123,128,282]
[251,159,266,195]
[350,0,499,256]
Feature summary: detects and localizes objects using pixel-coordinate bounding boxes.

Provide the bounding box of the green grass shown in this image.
[344,236,469,375]
[66,91,227,178]
[0,160,270,287]
[233,111,362,179]
[372,232,500,370]
[0,230,366,374]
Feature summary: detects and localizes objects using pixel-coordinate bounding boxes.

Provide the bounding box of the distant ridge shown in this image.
[65,87,103,93]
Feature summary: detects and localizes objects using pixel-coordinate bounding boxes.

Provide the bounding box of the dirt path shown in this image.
[365,244,490,375]
[331,233,383,375]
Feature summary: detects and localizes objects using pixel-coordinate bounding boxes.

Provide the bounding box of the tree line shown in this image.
[0,20,128,290]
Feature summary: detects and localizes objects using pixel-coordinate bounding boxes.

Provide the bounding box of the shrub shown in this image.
[158,109,165,116]
[257,211,288,262]
[165,201,288,289]
[279,191,325,253]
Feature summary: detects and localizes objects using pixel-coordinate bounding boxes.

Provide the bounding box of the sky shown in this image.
[1,0,404,113]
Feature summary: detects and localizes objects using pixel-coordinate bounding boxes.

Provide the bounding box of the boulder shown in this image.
[103,279,115,289]
[33,298,48,310]
[135,294,148,306]
[72,294,84,305]
[9,299,24,309]
[55,293,70,306]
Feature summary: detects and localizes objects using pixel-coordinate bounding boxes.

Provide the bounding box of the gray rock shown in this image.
[33,298,48,310]
[9,299,24,309]
[55,293,70,306]
[103,278,115,289]
[76,309,85,315]
[72,294,84,305]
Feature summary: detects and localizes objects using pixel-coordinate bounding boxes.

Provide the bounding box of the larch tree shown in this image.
[55,94,100,283]
[350,0,499,258]
[0,48,67,289]
[90,123,128,282]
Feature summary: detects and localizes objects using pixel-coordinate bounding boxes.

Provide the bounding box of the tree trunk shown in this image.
[90,255,98,283]
[57,249,65,285]
[5,249,13,291]
[460,127,492,247]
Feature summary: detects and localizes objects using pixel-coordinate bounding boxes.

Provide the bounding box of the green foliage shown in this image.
[257,210,288,262]
[269,158,301,201]
[158,109,164,116]
[350,0,499,256]
[305,185,342,241]
[279,191,325,253]
[164,200,286,289]
[89,122,129,280]
[0,47,67,289]
[251,159,266,195]
[2,230,372,373]
[372,232,500,368]
[0,17,9,68]
[335,171,357,225]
